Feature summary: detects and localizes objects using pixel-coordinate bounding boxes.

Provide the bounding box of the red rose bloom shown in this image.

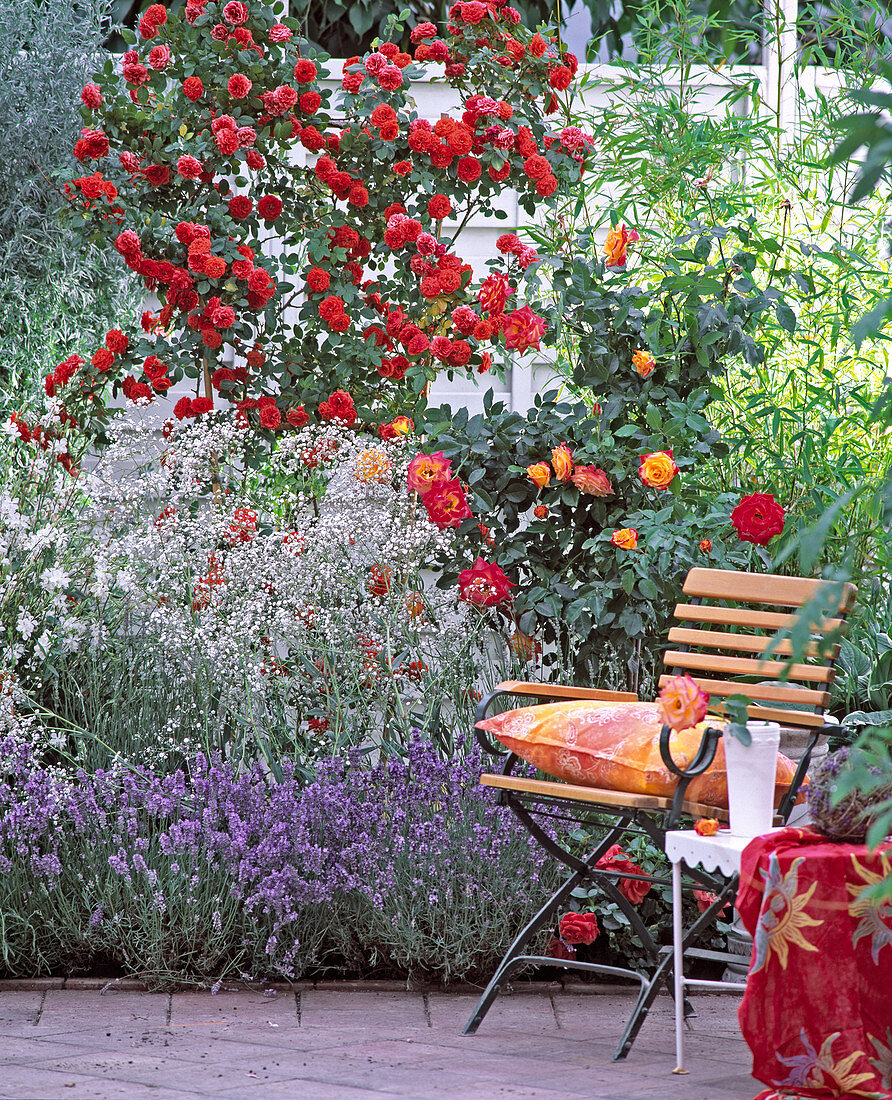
[731,493,786,545]
[425,478,473,530]
[549,64,572,90]
[378,65,403,91]
[595,844,651,905]
[106,329,128,354]
[306,267,330,293]
[222,1,248,24]
[81,83,102,109]
[177,155,203,180]
[259,405,281,430]
[293,58,318,83]
[227,74,252,98]
[174,397,194,420]
[91,347,114,372]
[257,194,283,221]
[182,76,203,101]
[145,3,167,24]
[228,194,253,219]
[458,556,513,606]
[456,156,481,183]
[299,91,321,114]
[558,912,598,945]
[148,45,171,70]
[286,406,308,427]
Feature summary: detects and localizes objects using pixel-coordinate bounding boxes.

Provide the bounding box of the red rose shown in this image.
[456,156,481,183]
[457,557,513,606]
[227,74,252,99]
[174,397,193,420]
[228,194,253,219]
[558,912,598,945]
[286,406,308,427]
[257,194,283,221]
[222,1,248,24]
[192,397,214,415]
[424,478,473,530]
[549,64,572,90]
[148,45,171,70]
[182,76,203,101]
[269,23,292,42]
[245,150,265,170]
[143,164,170,187]
[378,64,403,91]
[731,492,785,545]
[177,155,203,180]
[105,329,128,354]
[91,347,114,372]
[145,3,167,23]
[259,405,281,430]
[306,267,330,293]
[216,130,239,156]
[81,83,102,109]
[293,58,318,83]
[595,844,651,905]
[299,91,321,114]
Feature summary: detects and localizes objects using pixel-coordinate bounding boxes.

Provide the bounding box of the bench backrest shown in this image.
[660,567,857,729]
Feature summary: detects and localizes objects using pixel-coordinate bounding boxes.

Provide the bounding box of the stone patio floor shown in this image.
[0,982,764,1099]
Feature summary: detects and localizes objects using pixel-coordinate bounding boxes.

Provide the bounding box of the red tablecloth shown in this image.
[736,827,892,1100]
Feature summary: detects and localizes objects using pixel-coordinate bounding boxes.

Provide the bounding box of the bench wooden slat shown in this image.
[658,673,829,708]
[666,626,837,660]
[673,603,845,633]
[493,680,638,702]
[663,649,834,684]
[704,701,827,728]
[480,773,730,823]
[683,568,856,612]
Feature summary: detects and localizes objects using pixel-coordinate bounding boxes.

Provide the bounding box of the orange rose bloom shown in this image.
[699,538,712,553]
[571,465,612,497]
[551,443,573,482]
[639,449,679,490]
[611,527,638,549]
[354,446,392,483]
[391,415,414,436]
[533,504,548,519]
[694,818,721,837]
[632,349,655,378]
[508,629,539,661]
[603,223,639,267]
[527,462,551,489]
[407,451,451,495]
[657,674,710,732]
[405,592,425,619]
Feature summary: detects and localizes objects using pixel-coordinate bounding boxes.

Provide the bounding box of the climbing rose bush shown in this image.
[38,0,586,459]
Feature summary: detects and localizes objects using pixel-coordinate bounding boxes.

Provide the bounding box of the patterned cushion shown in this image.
[476,700,799,809]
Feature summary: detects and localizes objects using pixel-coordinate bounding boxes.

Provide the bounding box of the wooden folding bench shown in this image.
[464,567,857,1059]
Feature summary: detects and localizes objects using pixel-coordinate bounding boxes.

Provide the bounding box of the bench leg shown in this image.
[463,866,588,1036]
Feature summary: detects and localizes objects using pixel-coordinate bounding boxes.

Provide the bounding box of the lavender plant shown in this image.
[0,698,558,985]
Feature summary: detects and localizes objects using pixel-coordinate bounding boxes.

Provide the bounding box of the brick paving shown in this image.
[0,984,763,1099]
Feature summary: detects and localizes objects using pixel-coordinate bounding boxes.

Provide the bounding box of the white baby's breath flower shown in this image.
[39,566,70,593]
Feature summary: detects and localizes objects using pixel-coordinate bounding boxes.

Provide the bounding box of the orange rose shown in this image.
[405,591,425,619]
[551,443,573,482]
[571,465,612,497]
[354,446,392,483]
[533,504,548,519]
[638,449,679,490]
[694,818,721,837]
[657,673,710,731]
[508,629,540,661]
[527,462,551,489]
[407,451,451,495]
[699,538,712,553]
[391,415,414,436]
[610,527,638,549]
[632,349,655,378]
[603,223,639,267]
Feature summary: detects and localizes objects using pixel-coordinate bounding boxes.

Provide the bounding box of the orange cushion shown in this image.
[476,700,800,810]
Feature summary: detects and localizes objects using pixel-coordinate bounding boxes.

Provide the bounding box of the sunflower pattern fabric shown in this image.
[737,828,892,1099]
